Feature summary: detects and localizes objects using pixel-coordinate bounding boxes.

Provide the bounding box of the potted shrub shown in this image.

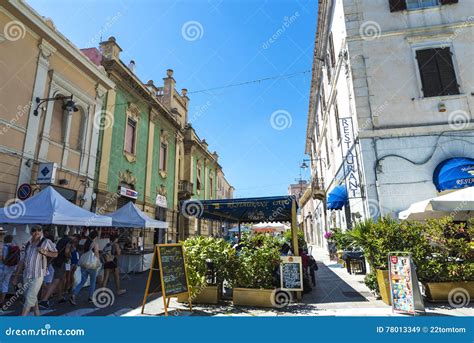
[179,236,237,304]
[232,234,282,308]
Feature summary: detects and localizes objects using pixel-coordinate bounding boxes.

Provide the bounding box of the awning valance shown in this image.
[179,196,297,223]
[327,184,348,210]
[433,157,474,192]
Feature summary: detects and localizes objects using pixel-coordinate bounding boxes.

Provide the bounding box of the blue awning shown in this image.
[327,184,348,210]
[179,196,297,223]
[433,157,474,192]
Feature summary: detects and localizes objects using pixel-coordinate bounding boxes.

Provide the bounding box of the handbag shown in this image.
[79,245,100,270]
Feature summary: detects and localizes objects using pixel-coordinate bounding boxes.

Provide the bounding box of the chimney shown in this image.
[146,80,158,95]
[162,69,175,110]
[212,151,219,162]
[181,88,189,123]
[128,60,136,73]
[201,139,209,150]
[99,36,122,61]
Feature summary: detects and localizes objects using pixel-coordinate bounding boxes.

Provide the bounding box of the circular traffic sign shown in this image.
[17,183,32,200]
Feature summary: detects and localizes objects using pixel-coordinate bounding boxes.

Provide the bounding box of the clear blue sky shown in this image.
[28,0,317,198]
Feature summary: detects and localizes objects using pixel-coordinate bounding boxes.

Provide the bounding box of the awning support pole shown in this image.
[238,221,241,243]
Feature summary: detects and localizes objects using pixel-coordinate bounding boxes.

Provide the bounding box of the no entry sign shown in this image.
[17,183,32,200]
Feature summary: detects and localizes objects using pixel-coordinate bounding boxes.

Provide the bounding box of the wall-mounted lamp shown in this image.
[438,102,447,113]
[33,95,78,116]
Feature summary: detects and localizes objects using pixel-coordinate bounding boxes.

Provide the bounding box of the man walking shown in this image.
[12,225,57,316]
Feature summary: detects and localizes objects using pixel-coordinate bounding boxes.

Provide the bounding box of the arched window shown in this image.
[50,98,66,143]
[69,108,84,151]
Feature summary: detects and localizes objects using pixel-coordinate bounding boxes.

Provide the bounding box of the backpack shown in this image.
[4,245,20,266]
[52,237,71,268]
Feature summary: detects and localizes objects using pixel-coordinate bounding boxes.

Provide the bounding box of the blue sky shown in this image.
[28,0,317,198]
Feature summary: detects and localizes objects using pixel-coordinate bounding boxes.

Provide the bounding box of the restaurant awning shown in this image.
[0,186,112,226]
[327,184,348,210]
[433,157,474,192]
[106,201,168,229]
[179,196,297,223]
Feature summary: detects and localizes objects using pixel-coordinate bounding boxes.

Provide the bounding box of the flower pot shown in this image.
[376,269,391,306]
[232,288,276,308]
[424,281,474,302]
[177,285,219,304]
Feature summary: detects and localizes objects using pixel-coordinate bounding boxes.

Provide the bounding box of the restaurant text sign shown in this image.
[339,118,361,198]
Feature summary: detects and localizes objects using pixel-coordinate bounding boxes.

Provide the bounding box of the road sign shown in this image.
[17,183,32,200]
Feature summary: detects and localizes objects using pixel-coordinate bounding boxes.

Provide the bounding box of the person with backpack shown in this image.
[38,234,71,309]
[101,234,126,295]
[70,230,100,305]
[0,235,19,307]
[12,225,57,316]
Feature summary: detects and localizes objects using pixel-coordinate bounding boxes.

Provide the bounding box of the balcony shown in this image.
[178,180,194,200]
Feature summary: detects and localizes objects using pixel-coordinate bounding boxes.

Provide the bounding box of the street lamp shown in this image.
[300,157,326,169]
[33,94,78,116]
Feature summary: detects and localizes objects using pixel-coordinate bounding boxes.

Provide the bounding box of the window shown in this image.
[416,48,459,97]
[50,99,65,143]
[334,102,341,141]
[406,0,438,9]
[69,110,84,151]
[328,33,336,68]
[209,175,214,198]
[125,117,137,154]
[389,0,458,12]
[196,164,202,191]
[159,142,168,171]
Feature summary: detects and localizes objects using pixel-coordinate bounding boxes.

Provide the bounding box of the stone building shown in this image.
[304,0,473,247]
[0,1,114,210]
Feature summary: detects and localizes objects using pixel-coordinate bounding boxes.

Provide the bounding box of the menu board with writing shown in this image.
[389,254,425,315]
[158,244,189,296]
[280,256,303,291]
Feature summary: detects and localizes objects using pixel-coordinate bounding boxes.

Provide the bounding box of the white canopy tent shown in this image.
[251,222,290,232]
[0,186,112,226]
[106,201,168,229]
[398,187,474,221]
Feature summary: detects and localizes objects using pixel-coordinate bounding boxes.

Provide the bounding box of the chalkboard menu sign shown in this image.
[280,256,303,291]
[157,244,189,296]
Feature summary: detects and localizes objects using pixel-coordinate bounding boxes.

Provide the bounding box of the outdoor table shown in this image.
[119,250,154,273]
[342,250,366,275]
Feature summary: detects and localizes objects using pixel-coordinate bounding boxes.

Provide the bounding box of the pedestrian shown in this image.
[40,228,55,301]
[101,234,126,295]
[0,235,19,307]
[70,230,99,305]
[65,234,80,293]
[12,225,58,316]
[39,234,71,309]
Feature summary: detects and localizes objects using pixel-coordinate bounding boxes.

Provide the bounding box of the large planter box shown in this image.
[424,281,474,302]
[233,288,276,308]
[376,269,391,306]
[177,286,219,304]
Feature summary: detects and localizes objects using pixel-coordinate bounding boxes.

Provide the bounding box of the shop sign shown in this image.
[339,118,361,198]
[37,162,57,184]
[388,253,425,315]
[119,186,138,199]
[156,194,167,208]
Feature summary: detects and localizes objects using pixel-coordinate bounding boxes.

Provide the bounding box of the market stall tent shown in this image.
[106,201,168,228]
[0,186,111,226]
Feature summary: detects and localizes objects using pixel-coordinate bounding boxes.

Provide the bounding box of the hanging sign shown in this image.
[280,256,303,291]
[338,118,361,198]
[37,162,57,184]
[388,253,425,315]
[119,186,138,199]
[141,244,192,316]
[156,194,167,208]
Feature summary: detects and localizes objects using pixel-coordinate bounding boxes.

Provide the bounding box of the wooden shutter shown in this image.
[435,48,460,95]
[416,49,441,97]
[389,0,407,12]
[439,0,458,5]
